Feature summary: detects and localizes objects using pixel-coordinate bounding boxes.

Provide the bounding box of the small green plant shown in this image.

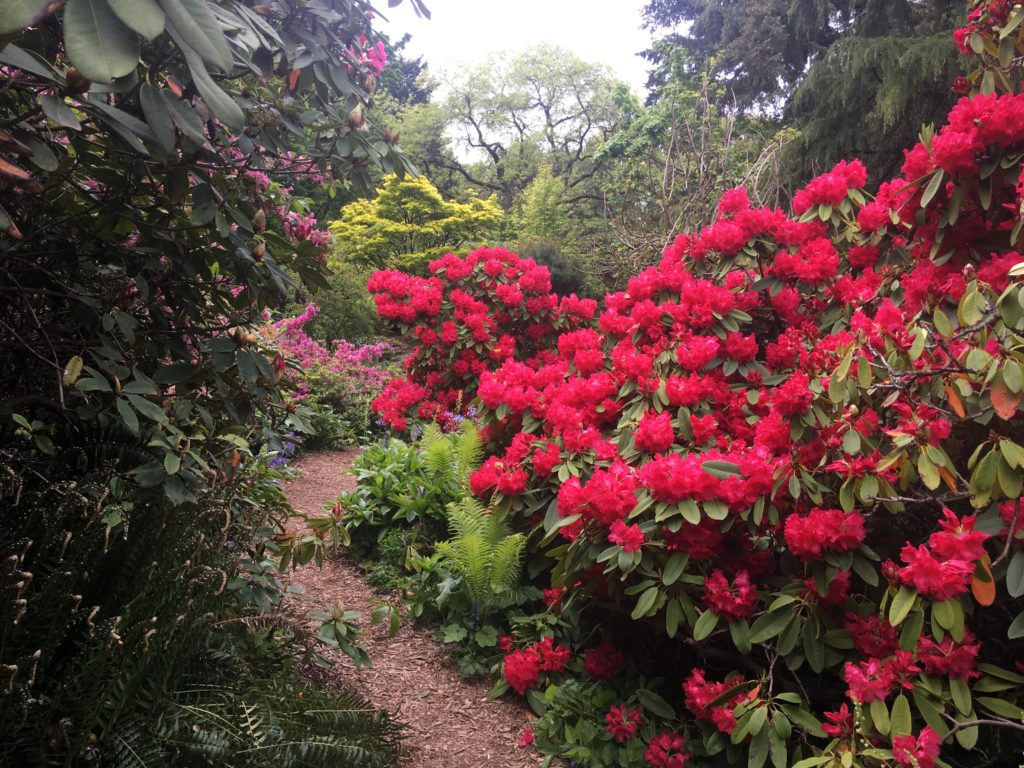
[308,603,372,670]
[436,497,526,624]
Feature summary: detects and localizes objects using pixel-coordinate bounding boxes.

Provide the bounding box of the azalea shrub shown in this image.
[259,303,395,447]
[369,7,1024,768]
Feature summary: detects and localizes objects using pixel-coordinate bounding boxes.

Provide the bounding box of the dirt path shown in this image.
[282,450,540,768]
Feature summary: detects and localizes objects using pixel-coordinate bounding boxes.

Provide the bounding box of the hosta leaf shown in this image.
[65,0,141,82]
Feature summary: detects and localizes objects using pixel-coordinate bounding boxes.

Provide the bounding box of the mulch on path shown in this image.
[281,450,541,768]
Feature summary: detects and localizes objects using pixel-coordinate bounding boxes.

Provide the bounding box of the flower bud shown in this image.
[347,104,364,130]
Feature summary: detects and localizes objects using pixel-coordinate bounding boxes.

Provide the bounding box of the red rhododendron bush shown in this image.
[369,8,1024,767]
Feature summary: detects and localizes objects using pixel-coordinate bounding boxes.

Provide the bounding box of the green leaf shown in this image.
[180,45,244,129]
[976,696,1024,720]
[474,625,498,647]
[441,624,467,643]
[870,698,890,736]
[662,552,687,586]
[693,609,719,641]
[950,676,972,716]
[0,43,60,80]
[933,309,953,338]
[666,598,683,638]
[159,0,232,72]
[932,599,955,630]
[163,90,208,146]
[636,688,676,719]
[64,0,141,83]
[0,0,58,34]
[631,585,660,619]
[781,705,826,738]
[115,397,139,434]
[1009,610,1024,639]
[40,95,82,129]
[154,361,201,384]
[164,452,181,475]
[140,84,175,153]
[748,725,769,768]
[108,0,165,39]
[1008,550,1024,598]
[730,619,751,654]
[921,170,945,208]
[126,393,167,423]
[890,694,912,737]
[1004,361,1024,394]
[888,585,917,626]
[749,608,792,643]
[702,460,743,479]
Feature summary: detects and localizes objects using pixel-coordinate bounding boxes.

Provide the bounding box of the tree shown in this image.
[329,175,503,273]
[433,45,627,208]
[643,0,965,180]
[518,164,570,242]
[0,0,420,761]
[593,46,782,277]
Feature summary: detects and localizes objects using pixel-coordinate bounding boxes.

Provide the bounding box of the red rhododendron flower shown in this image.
[928,509,989,563]
[702,569,758,621]
[504,647,541,694]
[897,544,973,601]
[517,726,534,747]
[844,613,900,659]
[893,727,941,768]
[605,704,644,743]
[683,669,746,734]
[644,732,689,768]
[917,629,981,680]
[784,508,866,562]
[534,635,571,672]
[843,651,920,704]
[635,409,676,453]
[609,519,645,552]
[822,704,854,738]
[583,643,624,681]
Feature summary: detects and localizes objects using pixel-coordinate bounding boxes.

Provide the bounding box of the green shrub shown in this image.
[290,267,381,345]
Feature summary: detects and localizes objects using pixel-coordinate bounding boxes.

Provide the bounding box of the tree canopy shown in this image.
[329,175,503,273]
[643,0,965,179]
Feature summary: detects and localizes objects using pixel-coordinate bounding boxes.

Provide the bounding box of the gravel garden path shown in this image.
[281,450,540,768]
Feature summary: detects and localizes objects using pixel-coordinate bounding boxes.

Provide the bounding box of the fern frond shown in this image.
[489,534,526,596]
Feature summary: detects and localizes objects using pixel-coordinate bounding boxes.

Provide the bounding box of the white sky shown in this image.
[380,0,653,96]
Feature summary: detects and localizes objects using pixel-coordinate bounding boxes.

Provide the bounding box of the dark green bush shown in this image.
[289,267,381,345]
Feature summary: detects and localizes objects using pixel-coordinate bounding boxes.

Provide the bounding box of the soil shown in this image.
[281,450,541,768]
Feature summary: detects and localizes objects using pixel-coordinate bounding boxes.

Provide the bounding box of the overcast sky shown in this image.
[379,0,653,96]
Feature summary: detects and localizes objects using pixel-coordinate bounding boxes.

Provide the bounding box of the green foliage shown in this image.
[155,627,402,767]
[294,267,381,345]
[517,164,569,242]
[436,497,526,613]
[0,0,413,504]
[643,0,964,182]
[336,423,482,560]
[329,175,503,274]
[0,445,310,765]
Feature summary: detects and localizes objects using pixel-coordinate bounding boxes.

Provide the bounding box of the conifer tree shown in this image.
[644,0,965,180]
